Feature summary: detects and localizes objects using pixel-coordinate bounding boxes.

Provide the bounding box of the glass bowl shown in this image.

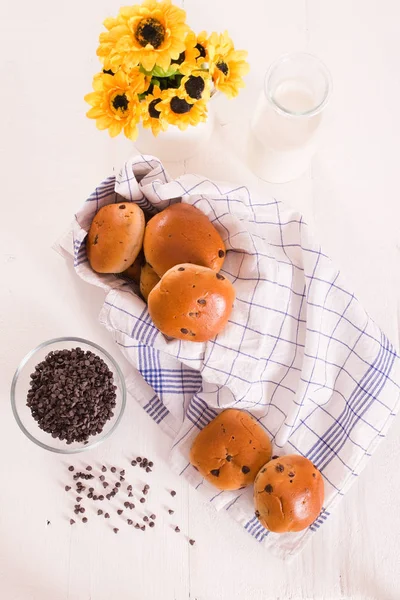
[11,337,126,454]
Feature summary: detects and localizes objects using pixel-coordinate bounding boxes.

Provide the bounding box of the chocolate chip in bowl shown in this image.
[10,337,126,453]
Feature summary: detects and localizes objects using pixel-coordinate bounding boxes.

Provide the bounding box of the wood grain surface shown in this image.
[1,1,400,598]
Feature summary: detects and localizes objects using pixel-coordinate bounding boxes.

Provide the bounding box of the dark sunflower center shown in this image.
[135,18,165,49]
[170,96,192,114]
[103,69,114,75]
[148,98,162,119]
[172,51,186,65]
[216,61,229,76]
[195,43,206,59]
[112,93,129,112]
[184,75,205,100]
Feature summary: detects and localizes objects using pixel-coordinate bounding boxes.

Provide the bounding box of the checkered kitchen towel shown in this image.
[57,154,400,558]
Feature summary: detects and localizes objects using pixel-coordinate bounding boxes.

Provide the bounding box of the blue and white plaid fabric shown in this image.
[59,155,400,558]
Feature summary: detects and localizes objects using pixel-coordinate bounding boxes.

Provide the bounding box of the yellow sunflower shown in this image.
[208,31,250,98]
[195,31,210,65]
[97,0,189,73]
[173,30,201,75]
[158,89,207,130]
[141,86,169,136]
[85,70,143,140]
[180,71,211,104]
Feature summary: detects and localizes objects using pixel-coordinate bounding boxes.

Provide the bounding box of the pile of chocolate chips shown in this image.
[64,457,195,546]
[27,348,117,444]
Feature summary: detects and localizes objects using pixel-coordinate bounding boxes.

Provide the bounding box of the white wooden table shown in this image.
[2,1,400,598]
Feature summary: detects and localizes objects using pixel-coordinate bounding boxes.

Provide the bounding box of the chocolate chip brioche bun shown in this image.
[254,455,324,533]
[87,203,145,273]
[189,409,272,490]
[143,203,226,277]
[148,263,235,342]
[140,263,160,301]
[122,252,144,283]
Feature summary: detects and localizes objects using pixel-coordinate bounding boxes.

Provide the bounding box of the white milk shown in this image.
[248,79,323,183]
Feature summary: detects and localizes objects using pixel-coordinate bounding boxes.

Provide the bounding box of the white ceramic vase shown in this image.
[135,107,215,162]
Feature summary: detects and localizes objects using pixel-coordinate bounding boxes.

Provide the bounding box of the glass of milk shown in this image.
[248,53,332,183]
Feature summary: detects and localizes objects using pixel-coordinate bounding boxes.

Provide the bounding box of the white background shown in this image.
[1,1,400,599]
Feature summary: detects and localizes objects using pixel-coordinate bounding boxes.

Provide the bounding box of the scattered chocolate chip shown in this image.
[174,526,180,533]
[128,492,133,497]
[136,457,142,463]
[189,539,195,546]
[135,523,140,529]
[100,475,105,482]
[74,509,80,515]
[141,525,146,531]
[97,509,103,515]
[177,267,185,271]
[111,467,116,473]
[255,510,260,518]
[312,473,316,478]
[101,466,107,472]
[106,494,111,500]
[143,516,149,522]
[146,467,151,473]
[170,490,176,497]
[168,509,174,515]
[144,484,150,490]
[76,497,82,502]
[86,466,92,471]
[264,484,273,493]
[70,519,75,525]
[115,482,121,488]
[140,498,145,503]
[89,487,94,493]
[288,472,295,478]
[82,517,88,523]
[289,480,293,483]
[68,466,74,472]
[226,455,232,462]
[80,508,85,514]
[210,469,220,477]
[272,455,279,460]
[131,460,137,466]
[150,514,156,520]
[87,493,93,499]
[241,466,250,474]
[197,298,206,305]
[104,513,110,519]
[120,476,125,482]
[149,521,155,528]
[275,464,284,473]
[120,470,125,476]
[99,495,104,501]
[143,489,148,496]
[127,485,132,492]
[113,528,119,534]
[93,495,98,501]
[180,328,188,334]
[117,510,123,515]
[65,486,71,492]
[103,482,109,488]
[216,273,225,280]
[148,461,153,468]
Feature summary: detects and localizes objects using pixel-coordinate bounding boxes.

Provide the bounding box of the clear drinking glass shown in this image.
[248,53,332,183]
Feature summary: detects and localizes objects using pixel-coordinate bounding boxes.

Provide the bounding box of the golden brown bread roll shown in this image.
[122,252,144,283]
[189,409,272,490]
[143,203,226,277]
[254,455,324,533]
[140,263,160,301]
[148,263,235,342]
[87,203,145,273]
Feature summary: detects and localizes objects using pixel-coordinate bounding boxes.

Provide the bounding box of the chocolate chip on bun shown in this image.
[143,202,226,277]
[189,409,272,490]
[148,263,235,342]
[87,202,145,273]
[254,455,324,533]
